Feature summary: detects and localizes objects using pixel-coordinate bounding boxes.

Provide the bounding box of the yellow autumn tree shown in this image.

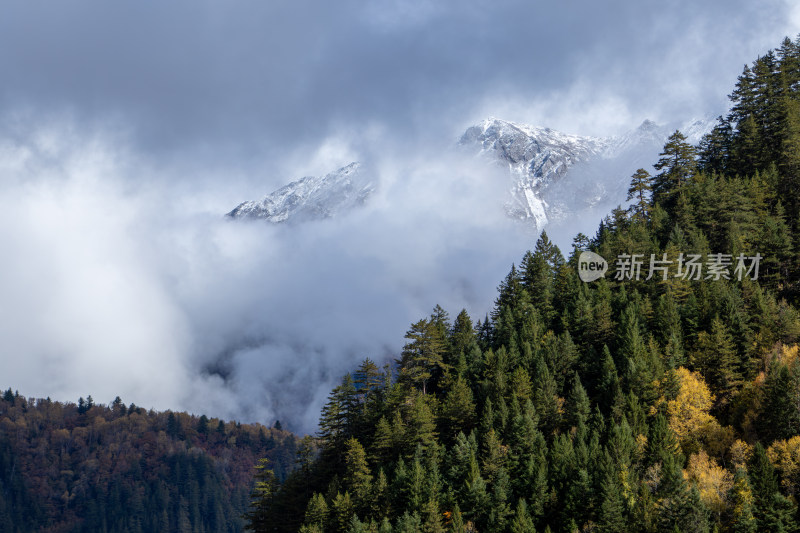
[729,440,752,470]
[665,367,733,456]
[767,436,800,494]
[683,450,734,517]
[780,344,800,368]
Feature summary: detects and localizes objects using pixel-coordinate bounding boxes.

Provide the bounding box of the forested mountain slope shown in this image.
[247,36,800,533]
[0,391,298,533]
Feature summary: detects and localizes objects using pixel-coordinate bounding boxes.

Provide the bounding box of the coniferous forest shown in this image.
[244,36,800,532]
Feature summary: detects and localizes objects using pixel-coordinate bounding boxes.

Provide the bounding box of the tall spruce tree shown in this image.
[652,131,698,215]
[627,168,653,221]
[398,319,448,394]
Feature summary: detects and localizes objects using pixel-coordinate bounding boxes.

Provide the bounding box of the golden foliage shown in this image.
[683,450,734,515]
[767,436,800,494]
[781,344,800,368]
[636,433,648,457]
[730,468,755,526]
[667,368,715,438]
[665,367,733,456]
[729,440,752,469]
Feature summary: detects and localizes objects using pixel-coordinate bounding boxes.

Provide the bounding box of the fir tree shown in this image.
[450,503,466,533]
[627,168,653,221]
[652,131,698,215]
[398,319,449,395]
[304,493,329,532]
[691,316,742,407]
[245,458,279,532]
[510,499,536,533]
[440,375,477,438]
[343,438,373,511]
[332,492,355,533]
[758,360,800,442]
[728,468,757,533]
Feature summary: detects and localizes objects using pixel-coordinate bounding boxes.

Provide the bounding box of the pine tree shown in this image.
[371,468,390,520]
[565,373,590,430]
[370,416,395,467]
[421,497,445,533]
[494,265,524,322]
[166,411,180,437]
[297,435,317,499]
[748,443,783,531]
[691,317,742,407]
[728,468,757,533]
[319,375,359,470]
[652,131,698,215]
[440,375,477,438]
[510,365,533,403]
[465,473,491,531]
[599,346,625,420]
[509,498,536,533]
[396,511,423,533]
[627,168,653,221]
[197,414,209,435]
[779,96,800,228]
[698,117,734,174]
[450,309,476,367]
[343,438,373,511]
[398,319,449,394]
[304,493,329,532]
[444,503,463,533]
[532,363,560,436]
[245,458,279,532]
[758,360,800,442]
[645,414,683,470]
[520,231,564,327]
[332,492,356,533]
[598,453,627,533]
[487,467,513,531]
[404,391,437,453]
[445,431,479,507]
[353,358,385,399]
[657,485,710,533]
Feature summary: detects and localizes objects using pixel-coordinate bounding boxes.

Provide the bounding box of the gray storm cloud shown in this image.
[0,117,532,432]
[0,0,793,160]
[0,1,797,432]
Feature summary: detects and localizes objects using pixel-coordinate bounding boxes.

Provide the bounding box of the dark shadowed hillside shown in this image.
[0,390,300,533]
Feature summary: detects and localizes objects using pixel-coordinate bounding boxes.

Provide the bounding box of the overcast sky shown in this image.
[2,1,797,175]
[0,1,797,432]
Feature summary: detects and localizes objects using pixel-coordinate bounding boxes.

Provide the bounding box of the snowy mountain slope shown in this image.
[226,162,374,223]
[459,116,715,228]
[226,118,713,229]
[459,118,610,226]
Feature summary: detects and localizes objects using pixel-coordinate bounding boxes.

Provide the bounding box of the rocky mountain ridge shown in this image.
[227,117,714,229]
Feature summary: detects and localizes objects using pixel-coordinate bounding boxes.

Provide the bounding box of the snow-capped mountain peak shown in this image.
[461,117,609,182]
[226,162,374,223]
[226,116,715,230]
[459,117,611,227]
[459,116,715,228]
